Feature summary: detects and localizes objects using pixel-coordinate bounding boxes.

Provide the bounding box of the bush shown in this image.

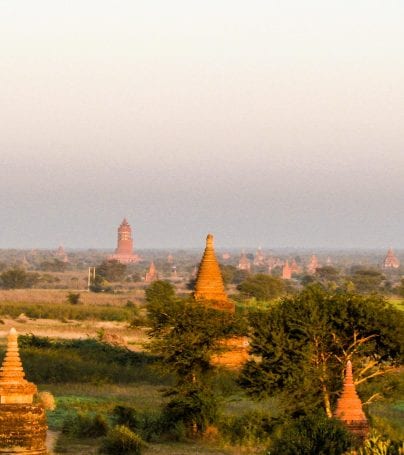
[62,412,108,438]
[112,405,140,430]
[66,292,81,305]
[161,387,219,436]
[100,425,145,455]
[269,413,353,455]
[219,410,274,446]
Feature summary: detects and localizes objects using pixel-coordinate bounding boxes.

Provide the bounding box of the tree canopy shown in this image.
[237,274,285,300]
[240,286,404,416]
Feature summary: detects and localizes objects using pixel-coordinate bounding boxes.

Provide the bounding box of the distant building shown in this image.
[109,218,140,264]
[253,247,266,266]
[383,248,400,269]
[145,261,158,283]
[282,261,292,280]
[55,245,69,263]
[238,252,251,272]
[307,254,319,274]
[290,259,302,275]
[222,252,231,261]
[167,253,174,264]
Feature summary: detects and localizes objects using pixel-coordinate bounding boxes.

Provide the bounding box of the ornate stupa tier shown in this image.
[0,329,47,454]
[0,329,37,404]
[334,361,369,439]
[194,234,232,309]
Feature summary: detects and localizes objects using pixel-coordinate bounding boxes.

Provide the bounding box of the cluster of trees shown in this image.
[0,268,40,289]
[145,280,404,452]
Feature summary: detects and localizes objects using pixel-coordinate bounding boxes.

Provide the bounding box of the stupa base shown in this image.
[0,404,47,455]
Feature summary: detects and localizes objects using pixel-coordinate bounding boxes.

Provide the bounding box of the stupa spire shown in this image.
[0,328,37,404]
[334,360,369,439]
[194,234,233,310]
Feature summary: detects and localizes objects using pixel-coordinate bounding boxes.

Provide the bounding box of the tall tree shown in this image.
[240,286,403,416]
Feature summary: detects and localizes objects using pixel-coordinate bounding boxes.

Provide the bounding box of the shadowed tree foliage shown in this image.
[240,286,404,416]
[0,268,40,289]
[96,259,127,282]
[349,267,385,294]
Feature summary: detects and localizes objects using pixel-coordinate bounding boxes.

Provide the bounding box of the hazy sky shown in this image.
[1,1,403,249]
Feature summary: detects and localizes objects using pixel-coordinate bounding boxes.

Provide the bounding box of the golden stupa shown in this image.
[194,235,249,368]
[0,328,47,454]
[194,234,234,312]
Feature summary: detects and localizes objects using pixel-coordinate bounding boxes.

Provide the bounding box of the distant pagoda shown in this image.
[307,254,319,274]
[383,248,400,269]
[334,360,369,440]
[0,328,47,454]
[238,251,251,272]
[253,247,265,266]
[109,218,140,264]
[282,260,292,279]
[144,261,158,283]
[55,245,69,263]
[194,234,248,368]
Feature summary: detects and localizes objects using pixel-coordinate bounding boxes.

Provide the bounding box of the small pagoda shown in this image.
[194,234,248,368]
[282,261,292,280]
[334,360,369,440]
[144,261,158,283]
[307,254,319,274]
[383,248,400,269]
[0,328,47,454]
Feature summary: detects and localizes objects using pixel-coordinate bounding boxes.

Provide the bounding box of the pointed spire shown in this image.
[0,328,37,404]
[334,360,369,438]
[194,234,232,309]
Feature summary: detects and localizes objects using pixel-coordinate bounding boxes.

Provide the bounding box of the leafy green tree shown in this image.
[97,260,127,282]
[237,274,284,300]
[350,267,385,293]
[0,268,39,289]
[147,294,242,434]
[240,286,404,416]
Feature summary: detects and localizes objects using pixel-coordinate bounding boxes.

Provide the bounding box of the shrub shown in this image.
[66,292,81,305]
[219,410,274,446]
[112,405,140,430]
[100,425,145,455]
[269,413,353,455]
[161,386,219,436]
[62,412,108,438]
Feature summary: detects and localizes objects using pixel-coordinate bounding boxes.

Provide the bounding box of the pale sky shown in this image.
[1,0,403,249]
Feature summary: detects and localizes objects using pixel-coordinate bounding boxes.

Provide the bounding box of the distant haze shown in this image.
[1,1,403,249]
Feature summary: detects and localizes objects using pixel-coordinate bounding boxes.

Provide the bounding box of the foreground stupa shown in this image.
[334,360,369,440]
[194,234,234,312]
[194,235,248,368]
[0,328,47,454]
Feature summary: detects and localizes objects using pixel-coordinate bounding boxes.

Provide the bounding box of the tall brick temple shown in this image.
[0,328,47,454]
[109,218,140,264]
